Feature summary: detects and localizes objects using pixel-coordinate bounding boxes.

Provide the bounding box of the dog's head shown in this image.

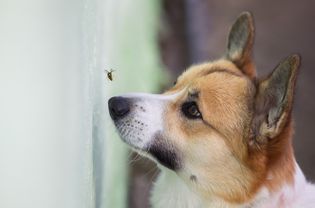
[108,12,300,204]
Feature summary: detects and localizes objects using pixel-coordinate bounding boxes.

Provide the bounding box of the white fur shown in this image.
[112,92,315,207]
[114,92,183,149]
[151,167,205,208]
[151,163,315,208]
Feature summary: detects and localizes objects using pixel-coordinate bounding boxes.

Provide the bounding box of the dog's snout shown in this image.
[108,96,130,120]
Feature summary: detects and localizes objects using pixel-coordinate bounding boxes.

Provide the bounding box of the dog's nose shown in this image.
[108,96,130,120]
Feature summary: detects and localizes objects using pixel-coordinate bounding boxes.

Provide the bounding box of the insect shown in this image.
[105,69,115,81]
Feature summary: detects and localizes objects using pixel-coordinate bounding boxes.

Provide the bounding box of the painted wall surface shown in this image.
[102,0,163,208]
[0,1,94,207]
[0,0,162,207]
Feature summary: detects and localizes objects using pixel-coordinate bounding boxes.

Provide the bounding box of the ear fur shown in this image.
[226,12,256,79]
[252,55,301,143]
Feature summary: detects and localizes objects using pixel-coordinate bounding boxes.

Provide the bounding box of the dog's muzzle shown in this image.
[107,94,182,171]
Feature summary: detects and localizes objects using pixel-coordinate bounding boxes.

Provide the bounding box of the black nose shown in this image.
[108,96,130,120]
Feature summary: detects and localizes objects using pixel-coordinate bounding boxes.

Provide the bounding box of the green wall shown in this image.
[103,0,164,207]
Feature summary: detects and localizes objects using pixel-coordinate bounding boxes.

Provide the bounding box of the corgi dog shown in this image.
[108,12,315,208]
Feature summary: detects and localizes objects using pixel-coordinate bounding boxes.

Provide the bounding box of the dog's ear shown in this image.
[252,55,300,143]
[226,12,256,79]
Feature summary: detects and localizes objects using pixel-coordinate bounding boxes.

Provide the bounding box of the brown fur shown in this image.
[160,12,299,204]
[164,60,260,203]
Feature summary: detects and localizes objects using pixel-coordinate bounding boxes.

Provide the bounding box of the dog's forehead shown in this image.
[181,60,241,82]
[168,59,250,94]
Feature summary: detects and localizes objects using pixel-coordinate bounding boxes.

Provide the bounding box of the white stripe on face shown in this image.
[111,91,184,150]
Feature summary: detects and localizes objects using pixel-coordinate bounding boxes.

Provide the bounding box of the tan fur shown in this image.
[163,60,254,203]
[161,56,296,204]
[110,12,301,207]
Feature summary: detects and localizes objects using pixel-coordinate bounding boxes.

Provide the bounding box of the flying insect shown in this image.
[105,69,115,81]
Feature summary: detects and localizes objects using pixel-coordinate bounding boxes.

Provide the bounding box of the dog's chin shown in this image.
[114,121,149,150]
[146,132,182,171]
[115,125,182,171]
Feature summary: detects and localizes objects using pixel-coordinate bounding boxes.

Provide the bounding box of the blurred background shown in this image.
[0,0,314,208]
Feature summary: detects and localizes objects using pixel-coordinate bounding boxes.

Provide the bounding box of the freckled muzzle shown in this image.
[107,93,182,171]
[108,96,151,151]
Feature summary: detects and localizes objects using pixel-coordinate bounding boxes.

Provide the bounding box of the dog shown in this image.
[108,12,315,207]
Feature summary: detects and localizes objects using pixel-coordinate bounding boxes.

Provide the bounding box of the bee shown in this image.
[105,69,115,81]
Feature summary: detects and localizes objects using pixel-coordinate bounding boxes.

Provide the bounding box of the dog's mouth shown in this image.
[146,131,182,170]
[108,96,151,149]
[113,119,182,170]
[108,96,181,171]
[113,116,149,150]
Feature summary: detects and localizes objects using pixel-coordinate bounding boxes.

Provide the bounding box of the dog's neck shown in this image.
[150,164,307,208]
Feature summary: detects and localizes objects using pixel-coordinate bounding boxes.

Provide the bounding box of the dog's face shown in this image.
[108,12,300,204]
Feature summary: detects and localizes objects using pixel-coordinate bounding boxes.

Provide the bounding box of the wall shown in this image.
[0,0,163,208]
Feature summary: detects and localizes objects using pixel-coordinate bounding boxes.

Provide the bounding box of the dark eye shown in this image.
[181,102,202,119]
[173,80,177,85]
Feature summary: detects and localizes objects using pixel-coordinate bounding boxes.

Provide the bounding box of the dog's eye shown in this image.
[173,80,177,85]
[181,102,202,119]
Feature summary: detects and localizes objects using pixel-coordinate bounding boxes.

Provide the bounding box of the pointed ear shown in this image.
[226,12,256,79]
[253,55,301,143]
